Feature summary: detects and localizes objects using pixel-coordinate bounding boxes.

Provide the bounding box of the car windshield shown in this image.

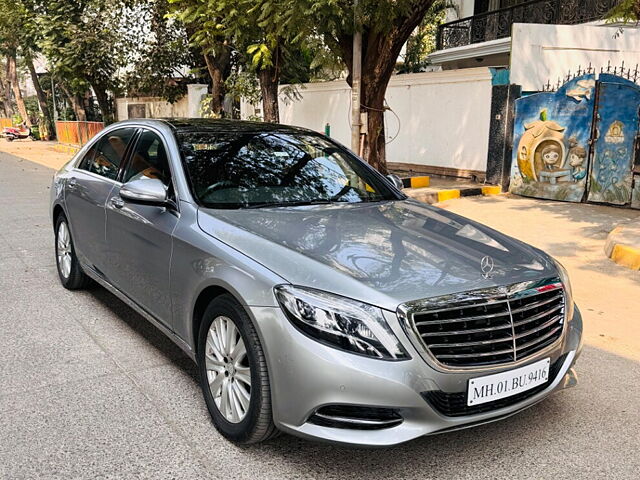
[177,130,400,209]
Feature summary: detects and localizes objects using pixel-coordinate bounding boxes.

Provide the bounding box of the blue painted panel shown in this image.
[509,75,596,202]
[587,82,640,205]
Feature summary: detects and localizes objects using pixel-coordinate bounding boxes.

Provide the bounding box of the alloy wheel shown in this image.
[57,221,72,279]
[205,316,252,423]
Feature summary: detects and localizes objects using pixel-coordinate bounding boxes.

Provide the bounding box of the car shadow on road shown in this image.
[83,284,198,379]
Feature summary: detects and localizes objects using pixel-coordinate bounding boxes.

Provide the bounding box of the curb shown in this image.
[402,176,430,188]
[402,181,502,205]
[54,143,80,154]
[605,225,640,270]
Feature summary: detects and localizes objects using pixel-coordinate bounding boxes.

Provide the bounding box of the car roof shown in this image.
[113,118,315,136]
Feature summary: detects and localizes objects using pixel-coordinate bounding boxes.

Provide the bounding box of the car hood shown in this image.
[197,200,557,311]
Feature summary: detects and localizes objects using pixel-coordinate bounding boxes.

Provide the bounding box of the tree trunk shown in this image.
[258,66,280,123]
[258,44,281,124]
[60,84,87,122]
[334,1,436,172]
[361,85,388,174]
[25,54,54,139]
[0,66,11,117]
[203,44,231,117]
[92,83,113,123]
[6,52,31,127]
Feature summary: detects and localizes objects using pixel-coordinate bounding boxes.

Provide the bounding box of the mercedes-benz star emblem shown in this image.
[480,255,495,279]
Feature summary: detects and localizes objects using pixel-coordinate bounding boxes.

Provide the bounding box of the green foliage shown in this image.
[225,71,261,105]
[123,1,196,102]
[199,95,221,118]
[37,0,131,95]
[605,0,640,23]
[396,1,449,74]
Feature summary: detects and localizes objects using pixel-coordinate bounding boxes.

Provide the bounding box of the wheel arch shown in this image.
[52,203,66,229]
[192,284,238,356]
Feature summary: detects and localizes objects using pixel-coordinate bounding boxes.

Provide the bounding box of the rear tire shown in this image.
[55,215,90,290]
[197,294,278,444]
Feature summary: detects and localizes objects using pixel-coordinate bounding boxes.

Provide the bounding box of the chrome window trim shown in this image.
[70,167,123,187]
[397,277,567,373]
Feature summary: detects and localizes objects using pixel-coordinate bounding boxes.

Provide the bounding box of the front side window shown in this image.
[123,130,172,187]
[83,128,135,180]
[177,131,400,209]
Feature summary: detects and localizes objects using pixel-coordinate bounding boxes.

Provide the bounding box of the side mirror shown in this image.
[386,174,404,190]
[120,178,168,206]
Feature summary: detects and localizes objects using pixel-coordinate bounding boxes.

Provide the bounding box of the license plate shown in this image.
[467,358,550,406]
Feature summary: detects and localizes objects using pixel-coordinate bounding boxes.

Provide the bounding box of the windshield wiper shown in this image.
[244,199,332,209]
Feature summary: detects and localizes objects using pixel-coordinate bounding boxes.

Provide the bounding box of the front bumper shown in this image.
[249,305,583,447]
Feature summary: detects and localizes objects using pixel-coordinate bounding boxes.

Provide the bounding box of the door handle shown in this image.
[68,177,77,190]
[110,197,125,209]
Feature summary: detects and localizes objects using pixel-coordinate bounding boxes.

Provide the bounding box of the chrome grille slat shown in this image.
[509,292,563,314]
[420,323,512,336]
[408,281,565,367]
[516,326,563,351]
[414,310,511,326]
[514,315,564,340]
[412,297,510,316]
[437,347,516,359]
[427,335,514,349]
[512,304,563,328]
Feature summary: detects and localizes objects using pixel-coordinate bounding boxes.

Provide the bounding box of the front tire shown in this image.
[197,294,278,444]
[55,215,90,290]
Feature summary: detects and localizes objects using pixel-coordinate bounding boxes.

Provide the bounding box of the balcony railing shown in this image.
[436,0,621,51]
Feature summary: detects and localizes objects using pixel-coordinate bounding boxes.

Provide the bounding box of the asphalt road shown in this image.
[1,151,639,479]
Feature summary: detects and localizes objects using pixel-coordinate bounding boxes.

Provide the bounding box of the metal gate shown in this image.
[509,74,640,208]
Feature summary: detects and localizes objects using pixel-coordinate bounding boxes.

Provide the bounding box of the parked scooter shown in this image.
[2,123,33,141]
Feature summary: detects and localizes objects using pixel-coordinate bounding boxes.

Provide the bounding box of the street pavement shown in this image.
[1,150,639,479]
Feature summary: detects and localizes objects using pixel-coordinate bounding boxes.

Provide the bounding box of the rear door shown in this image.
[64,127,136,273]
[104,128,179,326]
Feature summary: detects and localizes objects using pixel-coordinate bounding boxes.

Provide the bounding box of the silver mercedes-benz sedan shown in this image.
[50,119,582,446]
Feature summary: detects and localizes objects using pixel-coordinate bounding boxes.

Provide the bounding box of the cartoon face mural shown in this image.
[568,138,587,182]
[510,75,596,202]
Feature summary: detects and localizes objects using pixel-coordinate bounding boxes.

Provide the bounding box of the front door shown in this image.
[104,129,178,327]
[64,127,136,273]
[587,77,640,205]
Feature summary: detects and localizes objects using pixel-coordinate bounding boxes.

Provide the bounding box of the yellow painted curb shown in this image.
[410,176,430,188]
[482,185,502,195]
[610,244,640,270]
[54,144,80,154]
[437,189,461,202]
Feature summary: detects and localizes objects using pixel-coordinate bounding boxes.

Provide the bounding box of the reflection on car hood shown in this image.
[197,200,557,310]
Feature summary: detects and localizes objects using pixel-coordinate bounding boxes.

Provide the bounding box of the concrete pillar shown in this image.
[187,84,208,118]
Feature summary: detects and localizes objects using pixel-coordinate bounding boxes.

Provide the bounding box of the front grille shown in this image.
[422,353,567,417]
[410,281,565,367]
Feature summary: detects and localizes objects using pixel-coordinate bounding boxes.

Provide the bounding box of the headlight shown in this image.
[552,258,575,321]
[274,285,409,360]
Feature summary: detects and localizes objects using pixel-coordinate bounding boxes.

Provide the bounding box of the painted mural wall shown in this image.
[587,75,640,205]
[510,74,640,207]
[509,75,595,202]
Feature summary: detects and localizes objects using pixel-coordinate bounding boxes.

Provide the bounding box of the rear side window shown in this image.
[80,128,135,180]
[77,143,98,171]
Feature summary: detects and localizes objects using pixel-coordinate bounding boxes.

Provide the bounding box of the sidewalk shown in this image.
[0,140,73,170]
